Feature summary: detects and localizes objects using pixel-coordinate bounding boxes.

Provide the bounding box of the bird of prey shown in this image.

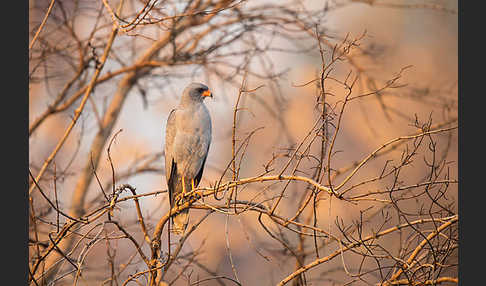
[164,82,213,234]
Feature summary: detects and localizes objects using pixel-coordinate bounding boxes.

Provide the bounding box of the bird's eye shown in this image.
[197,88,204,93]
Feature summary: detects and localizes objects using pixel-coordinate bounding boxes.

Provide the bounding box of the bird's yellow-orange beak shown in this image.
[202,90,212,98]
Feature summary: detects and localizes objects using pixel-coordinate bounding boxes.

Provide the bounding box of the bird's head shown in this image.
[182,82,213,103]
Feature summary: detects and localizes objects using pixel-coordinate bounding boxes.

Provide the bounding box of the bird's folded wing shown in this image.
[165,109,177,186]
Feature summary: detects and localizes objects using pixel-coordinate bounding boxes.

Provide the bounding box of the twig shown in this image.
[29,0,56,50]
[28,25,119,196]
[276,215,458,286]
[29,170,85,223]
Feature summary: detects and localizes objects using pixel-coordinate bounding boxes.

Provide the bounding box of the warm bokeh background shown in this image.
[29,0,457,285]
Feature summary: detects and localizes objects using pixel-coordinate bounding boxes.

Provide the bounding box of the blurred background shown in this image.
[29,0,458,285]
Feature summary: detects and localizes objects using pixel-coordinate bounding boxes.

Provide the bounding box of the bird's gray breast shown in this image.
[173,104,212,178]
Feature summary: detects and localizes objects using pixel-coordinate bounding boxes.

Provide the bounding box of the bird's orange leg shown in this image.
[191,179,202,199]
[175,177,186,205]
[182,177,186,196]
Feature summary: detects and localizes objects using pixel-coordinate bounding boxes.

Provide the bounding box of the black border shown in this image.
[458,1,480,285]
[10,0,29,283]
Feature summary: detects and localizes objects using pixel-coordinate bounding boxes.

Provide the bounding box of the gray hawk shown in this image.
[164,82,212,234]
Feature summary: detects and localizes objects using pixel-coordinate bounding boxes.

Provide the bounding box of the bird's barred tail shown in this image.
[171,208,189,235]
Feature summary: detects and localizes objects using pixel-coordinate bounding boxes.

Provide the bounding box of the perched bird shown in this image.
[164,82,213,234]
